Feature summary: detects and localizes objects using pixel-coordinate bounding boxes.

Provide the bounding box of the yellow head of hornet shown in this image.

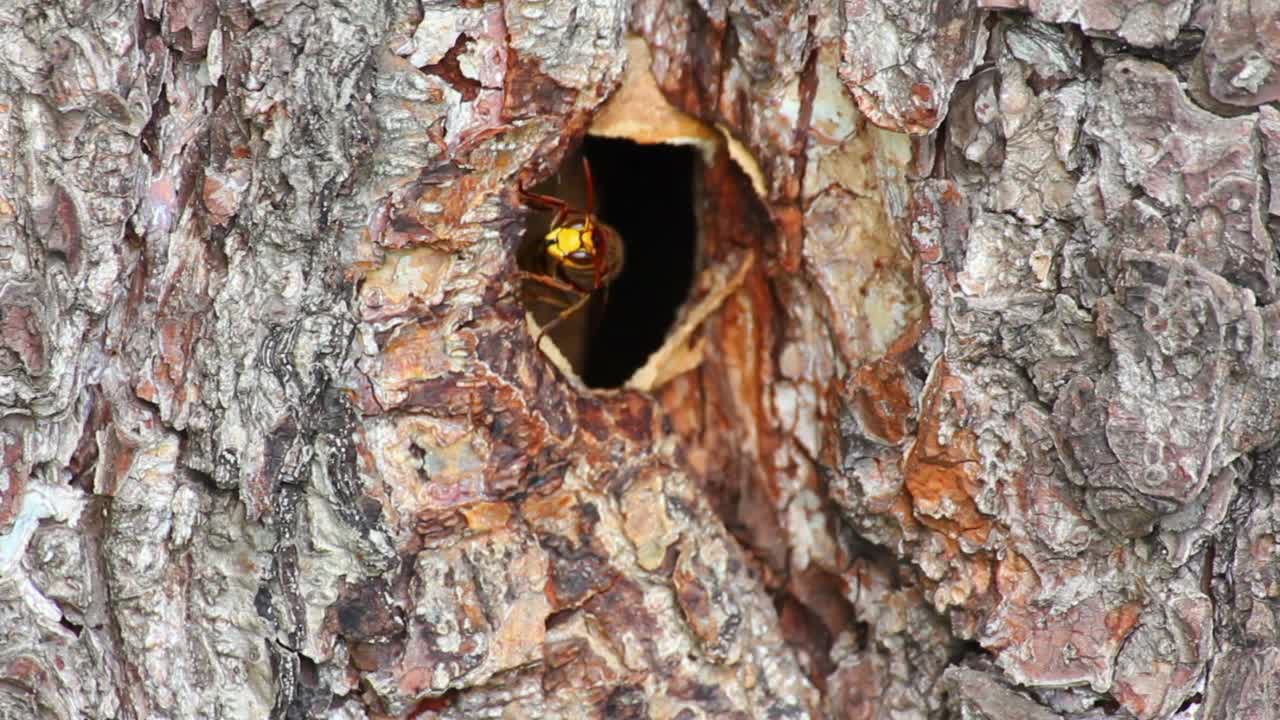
[517,158,624,349]
[545,216,597,271]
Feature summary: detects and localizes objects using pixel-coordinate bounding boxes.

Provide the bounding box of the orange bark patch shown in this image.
[461,501,512,532]
[848,360,914,444]
[901,361,991,548]
[1104,602,1142,638]
[520,491,578,526]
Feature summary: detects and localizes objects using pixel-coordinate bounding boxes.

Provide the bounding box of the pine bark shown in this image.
[2,1,1278,719]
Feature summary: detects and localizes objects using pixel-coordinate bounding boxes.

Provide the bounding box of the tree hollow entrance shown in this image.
[520,138,698,388]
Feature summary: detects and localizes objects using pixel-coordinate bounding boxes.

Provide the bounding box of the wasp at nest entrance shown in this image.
[518,138,698,388]
[518,157,624,364]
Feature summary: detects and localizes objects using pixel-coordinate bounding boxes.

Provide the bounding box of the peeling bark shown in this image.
[3,1,1279,719]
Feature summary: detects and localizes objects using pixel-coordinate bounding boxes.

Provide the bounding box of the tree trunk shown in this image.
[2,0,1277,719]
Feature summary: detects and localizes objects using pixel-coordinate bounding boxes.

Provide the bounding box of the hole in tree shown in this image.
[582,137,698,387]
[519,137,698,388]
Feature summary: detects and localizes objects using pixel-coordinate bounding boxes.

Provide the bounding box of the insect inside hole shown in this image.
[518,158,625,349]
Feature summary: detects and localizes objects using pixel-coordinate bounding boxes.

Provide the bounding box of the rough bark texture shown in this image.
[2,0,1278,719]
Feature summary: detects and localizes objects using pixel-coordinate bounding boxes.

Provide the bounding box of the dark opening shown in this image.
[581,137,697,387]
[519,138,698,388]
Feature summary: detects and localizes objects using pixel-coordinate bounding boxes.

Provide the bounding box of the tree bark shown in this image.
[2,0,1277,719]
